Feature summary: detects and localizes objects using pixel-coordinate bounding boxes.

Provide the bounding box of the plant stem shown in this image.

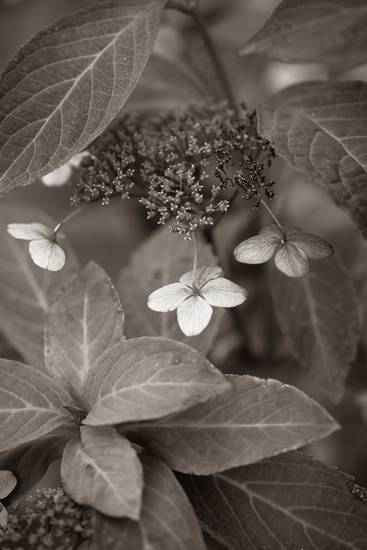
[53,206,84,237]
[167,1,239,116]
[191,8,239,115]
[192,230,199,287]
[260,198,283,230]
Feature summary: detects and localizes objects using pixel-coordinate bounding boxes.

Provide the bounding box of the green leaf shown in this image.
[0,471,16,499]
[129,374,338,475]
[0,359,72,453]
[258,80,367,236]
[45,261,125,398]
[240,0,367,72]
[94,514,143,550]
[94,455,206,550]
[139,455,206,550]
[0,204,79,369]
[0,425,73,504]
[181,451,367,550]
[118,226,224,354]
[270,257,360,402]
[83,337,230,426]
[61,426,143,519]
[0,0,165,194]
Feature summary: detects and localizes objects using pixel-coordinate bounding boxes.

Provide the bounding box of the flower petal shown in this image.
[7,222,51,241]
[29,239,66,271]
[179,266,223,287]
[274,243,309,277]
[201,277,248,307]
[68,151,90,168]
[148,283,190,312]
[259,223,283,238]
[177,296,213,336]
[41,163,72,187]
[234,235,279,264]
[291,232,334,260]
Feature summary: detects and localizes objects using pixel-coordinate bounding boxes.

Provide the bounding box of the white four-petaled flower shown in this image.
[234,224,333,277]
[41,152,90,187]
[148,266,247,337]
[7,223,65,271]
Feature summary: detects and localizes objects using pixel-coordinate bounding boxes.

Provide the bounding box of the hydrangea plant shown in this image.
[0,0,366,548]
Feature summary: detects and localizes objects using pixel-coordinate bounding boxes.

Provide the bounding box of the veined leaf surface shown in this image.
[130,375,338,475]
[258,81,367,236]
[0,0,165,194]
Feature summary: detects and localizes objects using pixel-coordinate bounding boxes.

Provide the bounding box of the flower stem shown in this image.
[167,1,239,116]
[192,230,199,287]
[260,198,283,230]
[53,206,84,237]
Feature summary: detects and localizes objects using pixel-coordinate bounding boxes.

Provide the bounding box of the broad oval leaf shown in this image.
[181,451,367,550]
[0,471,16,499]
[240,0,367,72]
[0,203,79,369]
[0,425,74,505]
[0,0,165,194]
[118,226,224,354]
[258,80,367,236]
[94,455,206,550]
[61,425,143,519]
[270,256,360,402]
[83,337,230,426]
[0,359,72,453]
[129,374,338,475]
[94,514,144,550]
[140,455,206,550]
[45,261,125,398]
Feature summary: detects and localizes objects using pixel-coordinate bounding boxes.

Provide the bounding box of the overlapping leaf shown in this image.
[94,514,143,550]
[270,257,360,402]
[94,455,206,550]
[61,426,143,519]
[0,426,73,504]
[139,455,206,550]
[0,204,79,369]
[45,261,125,397]
[118,226,224,354]
[182,452,367,550]
[0,471,16,500]
[258,80,367,236]
[240,0,367,71]
[0,0,165,194]
[0,359,73,453]
[130,374,338,475]
[83,337,230,426]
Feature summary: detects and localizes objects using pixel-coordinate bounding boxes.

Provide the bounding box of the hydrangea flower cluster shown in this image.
[0,489,93,550]
[7,223,66,271]
[148,265,247,336]
[235,224,334,277]
[72,100,275,236]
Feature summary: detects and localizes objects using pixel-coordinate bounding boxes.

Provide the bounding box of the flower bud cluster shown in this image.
[0,489,93,550]
[72,100,275,236]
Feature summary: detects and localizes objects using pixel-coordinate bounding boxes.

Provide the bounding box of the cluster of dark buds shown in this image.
[72,100,275,237]
[0,489,93,550]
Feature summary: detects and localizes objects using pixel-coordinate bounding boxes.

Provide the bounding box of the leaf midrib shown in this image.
[217,473,360,549]
[0,2,154,182]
